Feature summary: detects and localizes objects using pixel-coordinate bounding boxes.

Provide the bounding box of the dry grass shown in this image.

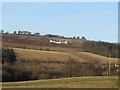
[71,52,118,64]
[13,48,81,62]
[13,48,118,64]
[79,52,118,64]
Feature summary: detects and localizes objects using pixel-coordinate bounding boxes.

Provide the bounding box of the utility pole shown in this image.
[108,60,111,76]
[108,46,112,76]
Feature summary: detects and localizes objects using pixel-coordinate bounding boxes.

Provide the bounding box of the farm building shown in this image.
[50,39,69,44]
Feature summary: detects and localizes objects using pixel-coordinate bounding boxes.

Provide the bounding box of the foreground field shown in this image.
[2,76,118,88]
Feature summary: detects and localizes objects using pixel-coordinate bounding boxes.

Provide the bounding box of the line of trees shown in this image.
[1,30,87,40]
[81,41,119,58]
[0,30,40,36]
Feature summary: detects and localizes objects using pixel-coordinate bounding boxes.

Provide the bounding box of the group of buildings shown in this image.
[49,39,69,44]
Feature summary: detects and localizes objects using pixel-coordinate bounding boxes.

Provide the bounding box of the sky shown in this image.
[1,2,118,42]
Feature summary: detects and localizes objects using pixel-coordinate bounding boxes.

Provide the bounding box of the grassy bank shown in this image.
[2,76,118,88]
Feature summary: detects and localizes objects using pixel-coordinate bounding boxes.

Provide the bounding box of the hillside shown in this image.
[13,48,81,62]
[2,34,55,46]
[13,48,118,64]
[2,76,118,88]
[2,34,119,83]
[2,34,119,58]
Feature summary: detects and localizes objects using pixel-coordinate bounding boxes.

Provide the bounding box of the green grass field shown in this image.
[2,76,118,88]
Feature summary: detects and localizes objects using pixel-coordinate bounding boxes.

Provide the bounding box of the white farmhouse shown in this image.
[49,39,69,44]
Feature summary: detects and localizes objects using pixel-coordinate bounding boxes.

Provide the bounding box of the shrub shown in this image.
[2,48,16,64]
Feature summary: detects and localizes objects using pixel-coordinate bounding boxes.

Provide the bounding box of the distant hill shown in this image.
[1,34,119,58]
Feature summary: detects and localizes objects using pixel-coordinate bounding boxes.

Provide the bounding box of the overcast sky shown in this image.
[1,2,118,42]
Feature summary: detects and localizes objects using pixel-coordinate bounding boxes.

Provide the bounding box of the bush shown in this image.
[2,48,16,64]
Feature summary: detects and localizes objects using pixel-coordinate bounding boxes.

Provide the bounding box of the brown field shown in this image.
[72,52,118,64]
[13,48,82,62]
[13,48,118,64]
